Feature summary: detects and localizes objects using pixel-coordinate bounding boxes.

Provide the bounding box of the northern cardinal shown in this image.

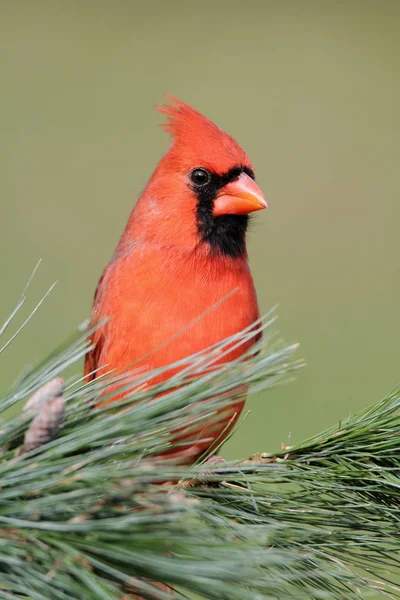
[85,97,267,462]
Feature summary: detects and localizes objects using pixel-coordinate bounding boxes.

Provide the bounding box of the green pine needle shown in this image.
[0,271,399,599]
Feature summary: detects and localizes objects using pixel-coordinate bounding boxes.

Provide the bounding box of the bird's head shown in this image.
[133,96,268,258]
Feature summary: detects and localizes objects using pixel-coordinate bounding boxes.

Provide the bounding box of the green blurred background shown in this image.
[1,0,399,461]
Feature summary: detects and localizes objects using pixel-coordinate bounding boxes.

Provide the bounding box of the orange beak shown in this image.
[213,172,268,217]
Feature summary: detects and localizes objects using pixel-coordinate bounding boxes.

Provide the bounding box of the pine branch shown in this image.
[0,273,399,599]
[184,387,400,597]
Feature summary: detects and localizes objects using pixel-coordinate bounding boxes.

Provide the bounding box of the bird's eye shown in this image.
[190,168,211,187]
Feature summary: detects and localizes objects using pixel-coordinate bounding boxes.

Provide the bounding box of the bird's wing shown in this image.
[84,271,107,382]
[84,323,105,382]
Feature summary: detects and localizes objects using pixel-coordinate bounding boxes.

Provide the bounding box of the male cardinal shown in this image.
[85,97,267,462]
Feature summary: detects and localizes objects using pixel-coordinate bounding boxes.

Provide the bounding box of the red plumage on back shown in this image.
[85,97,268,462]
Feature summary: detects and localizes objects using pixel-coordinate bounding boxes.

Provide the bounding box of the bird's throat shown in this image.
[197,210,249,258]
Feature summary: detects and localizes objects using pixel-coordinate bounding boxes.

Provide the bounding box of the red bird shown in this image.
[85,97,267,462]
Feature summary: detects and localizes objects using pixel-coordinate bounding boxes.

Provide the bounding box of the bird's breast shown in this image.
[95,246,259,376]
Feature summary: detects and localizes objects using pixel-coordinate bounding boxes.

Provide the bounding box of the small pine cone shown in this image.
[23,396,65,453]
[24,378,65,419]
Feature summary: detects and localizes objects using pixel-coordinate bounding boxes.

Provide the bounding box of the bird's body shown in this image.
[88,236,259,379]
[85,97,267,461]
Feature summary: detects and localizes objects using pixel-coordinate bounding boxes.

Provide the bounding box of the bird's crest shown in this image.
[155,95,251,173]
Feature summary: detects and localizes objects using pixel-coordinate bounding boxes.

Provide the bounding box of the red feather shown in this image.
[85,97,267,462]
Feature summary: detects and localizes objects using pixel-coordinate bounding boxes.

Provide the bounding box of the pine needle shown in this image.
[0,277,399,599]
